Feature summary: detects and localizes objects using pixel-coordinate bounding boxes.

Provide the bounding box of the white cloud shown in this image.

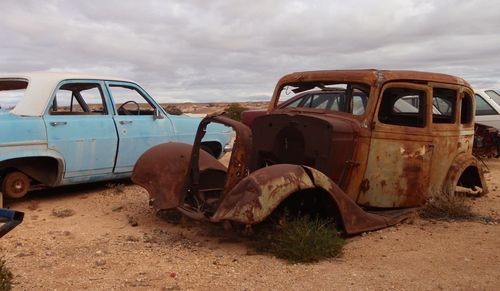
[1,0,499,102]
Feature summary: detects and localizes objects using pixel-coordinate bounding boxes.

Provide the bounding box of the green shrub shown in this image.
[255,216,345,263]
[419,191,476,220]
[0,257,13,291]
[224,103,248,121]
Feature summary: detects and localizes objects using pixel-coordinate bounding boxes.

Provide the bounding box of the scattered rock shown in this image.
[27,201,40,210]
[126,235,140,242]
[112,205,123,212]
[15,252,34,257]
[127,215,139,227]
[95,259,106,266]
[52,208,75,218]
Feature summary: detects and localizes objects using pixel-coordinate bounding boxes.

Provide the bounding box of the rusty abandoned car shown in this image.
[132,69,488,235]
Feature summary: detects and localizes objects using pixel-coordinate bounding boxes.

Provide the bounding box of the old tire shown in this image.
[2,171,30,199]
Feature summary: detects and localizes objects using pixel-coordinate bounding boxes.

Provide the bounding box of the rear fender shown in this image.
[0,148,65,186]
[443,153,488,195]
[212,164,398,235]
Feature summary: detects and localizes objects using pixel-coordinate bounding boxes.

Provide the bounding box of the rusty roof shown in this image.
[275,69,471,88]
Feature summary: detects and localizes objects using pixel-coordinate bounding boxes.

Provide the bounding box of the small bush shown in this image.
[419,191,476,220]
[0,257,13,291]
[224,103,248,121]
[164,105,183,115]
[255,216,345,263]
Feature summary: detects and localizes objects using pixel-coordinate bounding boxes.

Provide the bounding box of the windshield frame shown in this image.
[272,82,372,118]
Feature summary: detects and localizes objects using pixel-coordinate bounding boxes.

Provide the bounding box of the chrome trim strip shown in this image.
[0,141,48,148]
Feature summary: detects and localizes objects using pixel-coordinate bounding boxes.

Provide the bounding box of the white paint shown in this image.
[1,72,134,117]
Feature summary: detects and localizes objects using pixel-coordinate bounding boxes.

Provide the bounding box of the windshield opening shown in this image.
[278,82,370,116]
[0,79,28,112]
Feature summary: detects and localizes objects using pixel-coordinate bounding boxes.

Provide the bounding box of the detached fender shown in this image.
[211,164,402,235]
[443,153,488,195]
[132,142,226,210]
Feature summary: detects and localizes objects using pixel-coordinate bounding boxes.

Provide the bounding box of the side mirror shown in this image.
[153,108,164,120]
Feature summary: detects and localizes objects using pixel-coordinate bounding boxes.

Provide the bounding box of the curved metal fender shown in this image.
[443,153,488,195]
[131,142,226,210]
[211,164,399,235]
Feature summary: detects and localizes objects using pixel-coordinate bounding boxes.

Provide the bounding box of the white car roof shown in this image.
[0,72,136,116]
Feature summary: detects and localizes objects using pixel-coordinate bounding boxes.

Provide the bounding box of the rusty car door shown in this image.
[357,83,434,208]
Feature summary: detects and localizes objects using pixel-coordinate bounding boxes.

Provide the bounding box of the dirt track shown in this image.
[1,158,499,290]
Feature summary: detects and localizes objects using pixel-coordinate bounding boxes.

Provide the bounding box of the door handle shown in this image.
[119,120,133,125]
[50,121,67,126]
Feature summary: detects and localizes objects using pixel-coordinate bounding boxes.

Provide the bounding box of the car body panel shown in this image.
[0,73,232,197]
[475,89,500,130]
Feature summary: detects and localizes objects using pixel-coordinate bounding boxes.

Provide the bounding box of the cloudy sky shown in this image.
[1,0,499,102]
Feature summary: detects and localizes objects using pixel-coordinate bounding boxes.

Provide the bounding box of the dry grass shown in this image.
[0,257,13,291]
[419,191,476,220]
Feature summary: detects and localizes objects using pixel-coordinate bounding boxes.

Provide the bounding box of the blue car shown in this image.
[0,72,232,204]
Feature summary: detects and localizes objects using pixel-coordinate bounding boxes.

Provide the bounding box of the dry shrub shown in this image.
[254,216,345,263]
[164,105,183,115]
[0,257,13,291]
[419,191,476,220]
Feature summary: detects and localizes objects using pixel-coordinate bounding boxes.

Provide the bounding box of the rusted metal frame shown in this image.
[268,70,470,112]
[268,72,379,112]
[427,82,465,128]
[460,87,476,129]
[185,114,252,203]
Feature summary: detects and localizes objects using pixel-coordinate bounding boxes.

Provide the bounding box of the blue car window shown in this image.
[109,84,156,116]
[50,83,107,115]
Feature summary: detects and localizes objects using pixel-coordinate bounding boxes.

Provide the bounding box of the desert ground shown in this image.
[1,103,499,290]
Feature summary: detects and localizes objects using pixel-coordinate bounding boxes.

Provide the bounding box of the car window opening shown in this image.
[279,83,370,116]
[0,80,28,112]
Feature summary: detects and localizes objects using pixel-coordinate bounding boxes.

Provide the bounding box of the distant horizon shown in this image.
[1,1,500,103]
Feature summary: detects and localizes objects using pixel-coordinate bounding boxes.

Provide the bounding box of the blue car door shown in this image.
[44,80,118,180]
[105,81,174,173]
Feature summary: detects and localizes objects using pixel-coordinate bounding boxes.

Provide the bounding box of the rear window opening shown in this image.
[378,87,426,128]
[0,79,28,112]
